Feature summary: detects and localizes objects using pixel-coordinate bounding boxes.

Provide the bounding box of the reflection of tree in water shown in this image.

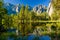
[20,20,32,36]
[32,22,46,36]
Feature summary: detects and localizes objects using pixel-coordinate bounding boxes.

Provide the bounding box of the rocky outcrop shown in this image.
[47,1,54,16]
[3,3,21,14]
[33,5,47,15]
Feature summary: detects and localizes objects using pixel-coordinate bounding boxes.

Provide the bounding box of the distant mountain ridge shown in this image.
[3,3,47,14]
[3,3,21,14]
[33,5,47,14]
[3,3,32,14]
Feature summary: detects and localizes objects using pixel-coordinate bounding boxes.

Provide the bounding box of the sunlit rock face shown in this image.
[15,4,21,13]
[47,1,54,17]
[33,5,47,15]
[16,6,19,13]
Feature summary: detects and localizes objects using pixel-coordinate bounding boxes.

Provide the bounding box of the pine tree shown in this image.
[0,1,8,32]
[25,5,29,20]
[18,5,25,36]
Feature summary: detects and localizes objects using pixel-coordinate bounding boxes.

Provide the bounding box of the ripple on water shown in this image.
[7,35,51,40]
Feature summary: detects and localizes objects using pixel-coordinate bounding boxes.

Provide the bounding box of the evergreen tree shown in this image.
[18,5,25,36]
[0,1,7,32]
[25,5,30,20]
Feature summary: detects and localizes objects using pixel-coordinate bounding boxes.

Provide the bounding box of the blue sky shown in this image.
[4,0,50,7]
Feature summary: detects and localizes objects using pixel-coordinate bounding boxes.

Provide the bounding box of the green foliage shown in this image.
[51,0,60,20]
[24,5,31,20]
[0,1,8,33]
[52,0,60,10]
[31,11,37,20]
[34,12,50,20]
[51,12,59,20]
[0,1,3,7]
[19,5,25,19]
[1,1,60,37]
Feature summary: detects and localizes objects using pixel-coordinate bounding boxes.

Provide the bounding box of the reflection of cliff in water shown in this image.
[19,22,53,36]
